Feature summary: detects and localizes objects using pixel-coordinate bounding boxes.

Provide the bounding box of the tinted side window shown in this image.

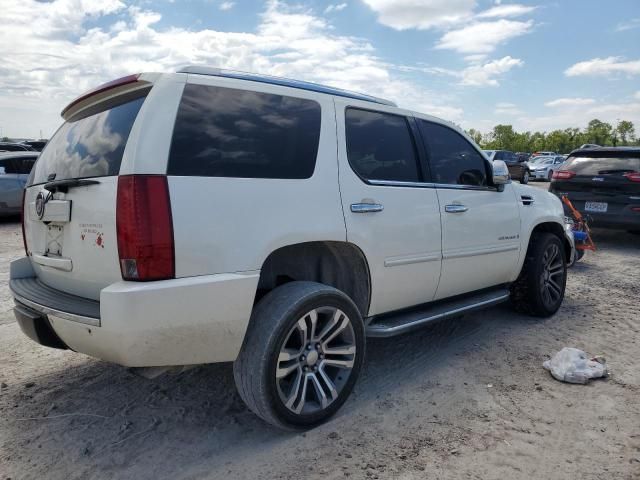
[345,108,420,182]
[419,121,488,187]
[494,151,504,160]
[168,84,321,179]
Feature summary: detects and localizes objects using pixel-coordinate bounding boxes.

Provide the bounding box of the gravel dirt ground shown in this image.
[1,182,639,480]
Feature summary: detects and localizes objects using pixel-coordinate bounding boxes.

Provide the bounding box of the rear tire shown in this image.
[510,233,567,317]
[233,281,365,430]
[547,170,553,181]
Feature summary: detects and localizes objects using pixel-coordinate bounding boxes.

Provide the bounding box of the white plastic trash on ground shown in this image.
[543,347,608,384]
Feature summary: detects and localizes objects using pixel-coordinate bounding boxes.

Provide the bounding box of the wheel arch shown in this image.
[527,221,572,263]
[255,241,372,317]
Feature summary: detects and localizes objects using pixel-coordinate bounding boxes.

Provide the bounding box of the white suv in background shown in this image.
[11,67,574,429]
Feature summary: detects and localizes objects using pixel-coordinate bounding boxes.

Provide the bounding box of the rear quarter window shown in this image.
[168,84,321,179]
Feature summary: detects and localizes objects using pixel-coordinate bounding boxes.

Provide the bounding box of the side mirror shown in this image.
[491,160,510,191]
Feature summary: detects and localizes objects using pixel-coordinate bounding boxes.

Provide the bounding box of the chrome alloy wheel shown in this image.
[540,243,564,308]
[276,307,356,415]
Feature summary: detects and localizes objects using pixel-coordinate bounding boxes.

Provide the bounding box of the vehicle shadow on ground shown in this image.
[2,303,544,477]
[0,215,21,224]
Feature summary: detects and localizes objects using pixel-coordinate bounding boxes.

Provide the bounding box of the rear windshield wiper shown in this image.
[597,169,634,174]
[44,178,100,193]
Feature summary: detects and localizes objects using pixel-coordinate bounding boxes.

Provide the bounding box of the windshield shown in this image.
[563,155,640,175]
[29,95,146,186]
[530,157,551,165]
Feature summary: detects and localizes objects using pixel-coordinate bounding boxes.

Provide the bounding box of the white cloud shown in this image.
[219,2,235,11]
[477,4,536,19]
[435,19,533,54]
[495,102,522,115]
[514,100,640,132]
[459,56,523,86]
[360,0,476,30]
[400,55,523,87]
[565,57,640,77]
[616,18,640,32]
[324,3,347,14]
[634,91,640,100]
[544,98,596,108]
[0,0,463,138]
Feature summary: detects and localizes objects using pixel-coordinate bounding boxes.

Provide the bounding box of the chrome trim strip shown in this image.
[443,244,519,260]
[369,179,435,188]
[13,294,100,327]
[367,293,510,336]
[384,254,441,267]
[367,179,501,191]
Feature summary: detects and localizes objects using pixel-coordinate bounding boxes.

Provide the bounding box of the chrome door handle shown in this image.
[444,204,468,213]
[351,203,384,213]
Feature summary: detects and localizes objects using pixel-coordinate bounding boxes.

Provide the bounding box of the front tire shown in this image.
[547,170,553,181]
[233,281,365,430]
[510,233,567,317]
[521,170,529,184]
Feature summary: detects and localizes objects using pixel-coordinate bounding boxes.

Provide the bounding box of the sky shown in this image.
[1,0,639,139]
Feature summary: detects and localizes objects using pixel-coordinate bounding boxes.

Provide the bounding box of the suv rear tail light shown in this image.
[21,189,28,255]
[552,170,576,180]
[623,172,640,183]
[116,175,175,281]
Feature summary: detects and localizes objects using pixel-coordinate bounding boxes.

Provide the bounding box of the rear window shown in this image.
[30,95,146,185]
[563,154,640,176]
[0,156,37,174]
[167,84,321,179]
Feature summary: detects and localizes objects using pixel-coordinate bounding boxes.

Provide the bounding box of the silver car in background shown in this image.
[0,152,38,216]
[529,155,566,181]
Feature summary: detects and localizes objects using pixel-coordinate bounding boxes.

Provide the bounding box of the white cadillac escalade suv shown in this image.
[11,67,574,429]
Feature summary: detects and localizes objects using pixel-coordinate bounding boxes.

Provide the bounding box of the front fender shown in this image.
[512,184,575,277]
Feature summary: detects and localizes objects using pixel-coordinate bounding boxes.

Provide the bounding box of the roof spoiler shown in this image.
[61,74,149,121]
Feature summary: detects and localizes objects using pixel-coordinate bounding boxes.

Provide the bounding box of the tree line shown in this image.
[466,119,637,154]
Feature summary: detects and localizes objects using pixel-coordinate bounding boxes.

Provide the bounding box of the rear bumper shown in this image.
[583,214,640,230]
[530,170,549,180]
[10,257,260,367]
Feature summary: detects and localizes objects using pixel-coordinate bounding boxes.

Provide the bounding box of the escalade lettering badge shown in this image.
[35,192,47,219]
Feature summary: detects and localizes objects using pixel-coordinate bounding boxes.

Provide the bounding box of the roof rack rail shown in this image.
[177,66,397,107]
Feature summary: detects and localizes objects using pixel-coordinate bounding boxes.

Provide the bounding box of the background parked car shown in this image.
[550,147,640,233]
[0,151,38,216]
[531,151,556,158]
[529,155,566,181]
[483,149,531,183]
[23,140,47,152]
[0,142,35,152]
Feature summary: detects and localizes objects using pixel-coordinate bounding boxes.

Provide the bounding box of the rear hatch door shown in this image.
[24,87,149,301]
